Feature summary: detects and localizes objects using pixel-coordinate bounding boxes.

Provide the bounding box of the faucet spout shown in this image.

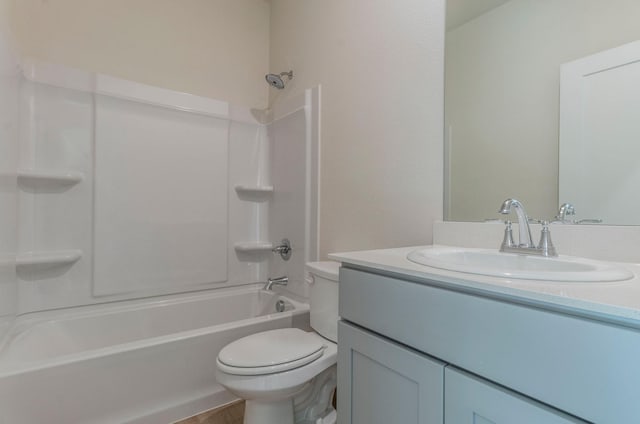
[498,198,534,248]
[556,203,576,222]
[264,276,288,291]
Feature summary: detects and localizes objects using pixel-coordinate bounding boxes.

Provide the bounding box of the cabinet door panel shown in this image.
[338,321,445,424]
[445,367,586,424]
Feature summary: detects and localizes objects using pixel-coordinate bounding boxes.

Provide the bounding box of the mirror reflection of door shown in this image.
[559,40,640,225]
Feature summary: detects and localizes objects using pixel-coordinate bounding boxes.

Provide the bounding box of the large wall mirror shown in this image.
[444,0,640,224]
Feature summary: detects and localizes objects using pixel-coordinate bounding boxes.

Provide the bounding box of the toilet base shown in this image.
[240,366,337,424]
[244,398,294,424]
[294,365,337,423]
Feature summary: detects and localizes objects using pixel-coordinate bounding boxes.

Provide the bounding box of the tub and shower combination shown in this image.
[0,285,309,423]
[0,57,320,423]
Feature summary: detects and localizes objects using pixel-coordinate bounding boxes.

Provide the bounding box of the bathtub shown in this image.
[0,284,309,424]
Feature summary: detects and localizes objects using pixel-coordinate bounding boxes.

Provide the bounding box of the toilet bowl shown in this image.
[215,261,340,424]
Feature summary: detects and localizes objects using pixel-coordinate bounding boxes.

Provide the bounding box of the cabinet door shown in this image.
[445,367,587,424]
[337,321,445,424]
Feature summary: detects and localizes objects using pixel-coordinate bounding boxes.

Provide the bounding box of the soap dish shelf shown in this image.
[234,185,274,202]
[18,169,84,189]
[16,250,83,267]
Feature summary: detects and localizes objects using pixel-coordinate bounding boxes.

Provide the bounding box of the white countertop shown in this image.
[329,245,640,329]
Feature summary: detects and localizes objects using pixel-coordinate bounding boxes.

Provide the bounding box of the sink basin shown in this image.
[407,247,633,282]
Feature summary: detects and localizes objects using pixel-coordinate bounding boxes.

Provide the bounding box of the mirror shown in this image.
[444,0,640,223]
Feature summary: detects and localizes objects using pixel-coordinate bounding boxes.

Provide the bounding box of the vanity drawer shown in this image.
[444,367,586,424]
[339,266,640,423]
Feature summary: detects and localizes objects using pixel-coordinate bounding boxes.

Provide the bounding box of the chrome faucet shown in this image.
[555,203,576,222]
[553,203,602,224]
[498,198,534,248]
[264,276,288,290]
[498,198,557,257]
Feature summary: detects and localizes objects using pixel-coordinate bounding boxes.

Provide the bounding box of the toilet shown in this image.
[215,261,340,424]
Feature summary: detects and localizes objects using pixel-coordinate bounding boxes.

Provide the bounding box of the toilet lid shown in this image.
[217,328,326,375]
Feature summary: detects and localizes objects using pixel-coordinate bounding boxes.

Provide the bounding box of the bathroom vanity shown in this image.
[331,246,640,424]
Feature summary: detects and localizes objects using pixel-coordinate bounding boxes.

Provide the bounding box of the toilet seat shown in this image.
[217,328,326,376]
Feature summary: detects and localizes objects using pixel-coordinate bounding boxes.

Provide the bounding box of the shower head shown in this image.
[265,71,294,89]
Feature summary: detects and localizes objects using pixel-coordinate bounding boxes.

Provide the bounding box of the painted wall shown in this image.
[269,0,445,257]
[446,0,640,222]
[8,0,271,108]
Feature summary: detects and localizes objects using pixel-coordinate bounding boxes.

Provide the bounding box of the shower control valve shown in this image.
[272,238,292,261]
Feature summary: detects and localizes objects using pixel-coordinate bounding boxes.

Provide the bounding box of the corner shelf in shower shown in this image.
[16,249,82,267]
[17,169,84,189]
[234,242,274,254]
[234,185,274,202]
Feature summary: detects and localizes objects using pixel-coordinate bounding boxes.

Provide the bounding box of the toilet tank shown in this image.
[306,261,340,343]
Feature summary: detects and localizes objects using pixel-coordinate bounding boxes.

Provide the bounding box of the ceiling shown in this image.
[446,0,511,30]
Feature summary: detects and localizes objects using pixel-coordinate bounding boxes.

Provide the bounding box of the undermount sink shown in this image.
[407,246,633,282]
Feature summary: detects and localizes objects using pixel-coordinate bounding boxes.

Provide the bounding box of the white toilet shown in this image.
[215,261,340,424]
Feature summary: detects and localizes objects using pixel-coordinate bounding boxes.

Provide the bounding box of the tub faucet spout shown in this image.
[264,276,288,290]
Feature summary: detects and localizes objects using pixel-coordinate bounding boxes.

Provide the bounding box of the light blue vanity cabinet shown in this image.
[337,321,445,424]
[338,314,582,424]
[336,264,640,423]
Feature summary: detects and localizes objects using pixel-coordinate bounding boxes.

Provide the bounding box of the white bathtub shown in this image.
[0,285,309,424]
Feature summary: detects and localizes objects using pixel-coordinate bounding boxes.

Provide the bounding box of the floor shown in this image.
[174,400,245,424]
[174,389,336,423]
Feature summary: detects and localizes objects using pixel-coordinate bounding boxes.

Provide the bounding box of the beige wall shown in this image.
[0,0,8,29]
[269,0,445,257]
[7,0,447,257]
[446,0,640,222]
[9,0,270,108]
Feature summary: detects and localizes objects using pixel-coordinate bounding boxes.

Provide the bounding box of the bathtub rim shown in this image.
[0,284,309,377]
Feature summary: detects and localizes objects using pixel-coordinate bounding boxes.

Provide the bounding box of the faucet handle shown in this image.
[575,218,603,224]
[537,221,557,257]
[500,220,515,251]
[272,238,292,261]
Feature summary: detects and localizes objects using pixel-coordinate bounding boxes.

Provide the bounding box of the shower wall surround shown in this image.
[13,60,319,314]
[268,89,320,299]
[92,96,229,296]
[0,27,20,342]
